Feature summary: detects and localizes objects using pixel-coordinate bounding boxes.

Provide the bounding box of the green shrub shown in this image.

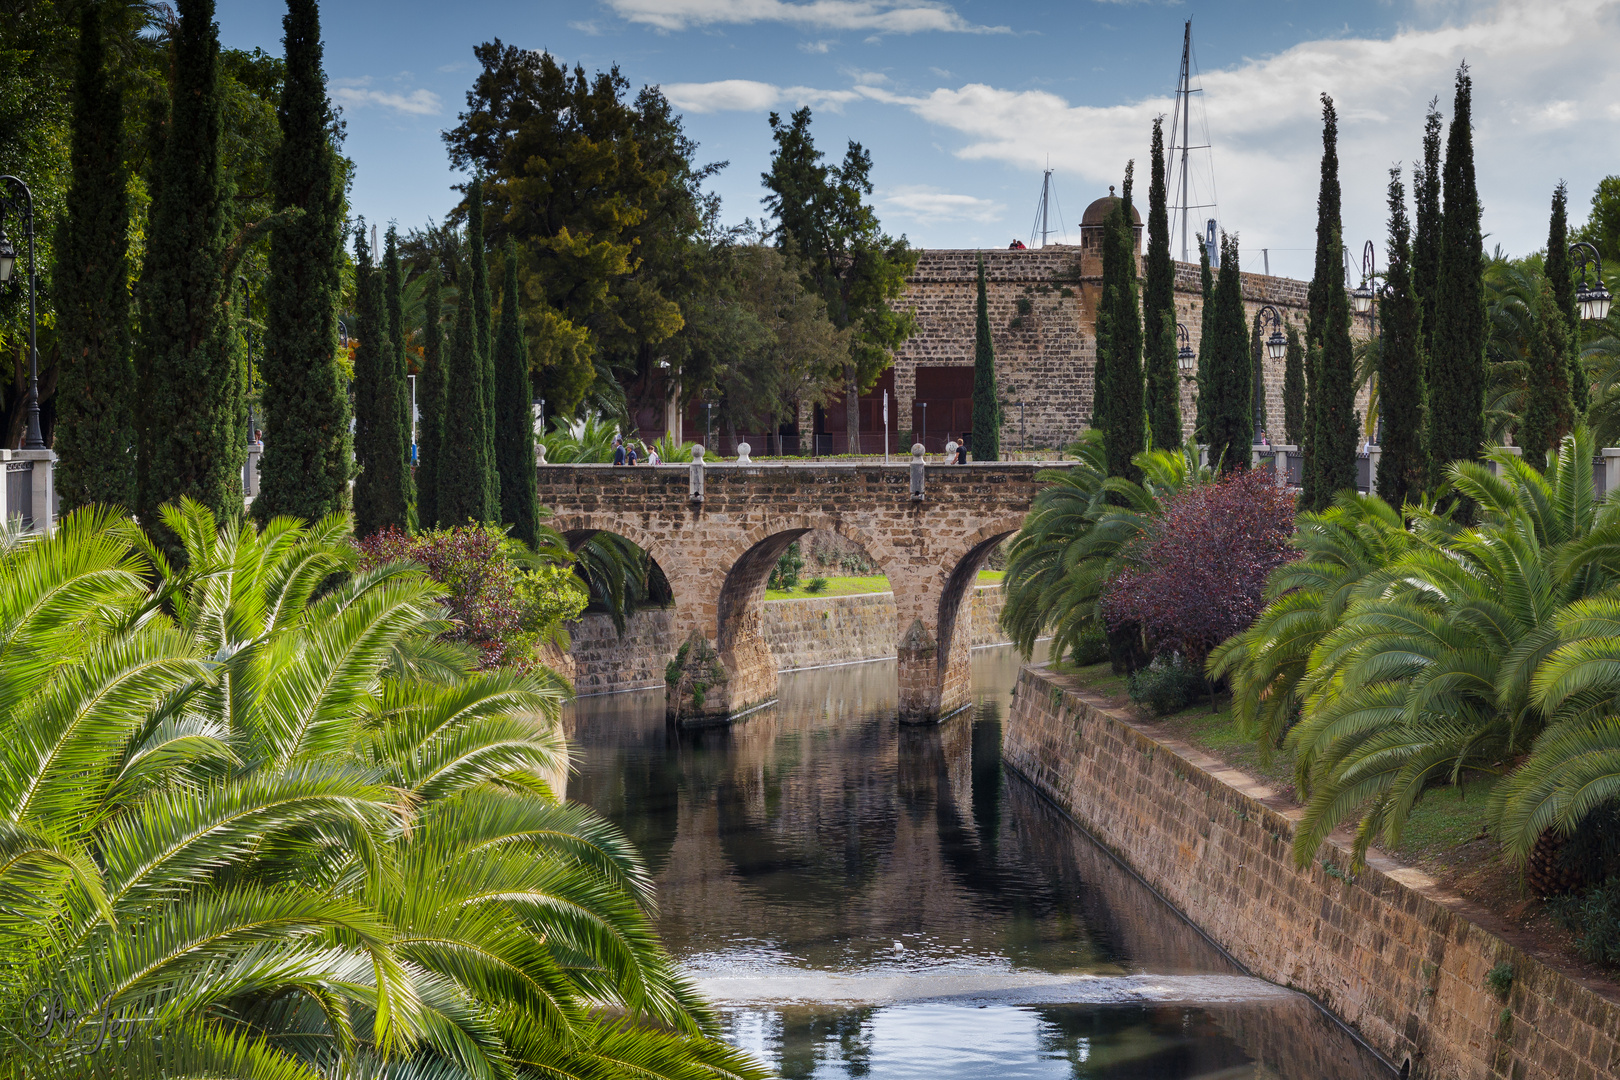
[1550,878,1620,967]
[769,542,804,590]
[1485,962,1514,999]
[1068,624,1110,666]
[805,576,829,594]
[1128,654,1207,716]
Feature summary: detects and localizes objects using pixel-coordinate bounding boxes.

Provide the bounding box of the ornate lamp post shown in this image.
[0,176,45,448]
[1176,322,1196,380]
[1253,304,1288,433]
[1571,242,1613,322]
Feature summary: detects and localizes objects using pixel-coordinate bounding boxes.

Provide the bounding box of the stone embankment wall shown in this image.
[1003,663,1620,1080]
[567,585,1009,695]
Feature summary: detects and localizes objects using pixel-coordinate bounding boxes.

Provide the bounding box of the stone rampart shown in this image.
[1003,662,1620,1080]
[568,585,1010,695]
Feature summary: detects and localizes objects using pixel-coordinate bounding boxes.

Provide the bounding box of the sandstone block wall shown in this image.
[567,585,1010,695]
[1003,663,1620,1080]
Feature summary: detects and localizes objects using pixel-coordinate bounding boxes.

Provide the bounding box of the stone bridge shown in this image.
[538,457,1048,725]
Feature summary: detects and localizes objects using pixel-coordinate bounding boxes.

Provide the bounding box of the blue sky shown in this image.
[217,0,1620,283]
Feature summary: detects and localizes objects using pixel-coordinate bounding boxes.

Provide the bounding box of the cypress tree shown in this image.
[1206,233,1251,473]
[467,177,498,519]
[416,268,446,529]
[1097,165,1144,482]
[136,0,242,525]
[1143,118,1180,449]
[439,284,493,526]
[1546,181,1586,413]
[255,0,351,523]
[1426,64,1487,490]
[351,225,406,535]
[1283,325,1305,446]
[970,254,1000,460]
[1377,166,1426,506]
[1520,279,1574,473]
[1306,94,1343,350]
[55,0,135,511]
[1312,229,1359,508]
[1412,101,1444,373]
[384,227,417,522]
[1193,243,1215,443]
[1250,311,1268,438]
[495,242,540,546]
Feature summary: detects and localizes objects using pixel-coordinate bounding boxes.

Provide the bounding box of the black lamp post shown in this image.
[0,176,44,449]
[1254,304,1288,436]
[1176,322,1196,380]
[1571,242,1613,322]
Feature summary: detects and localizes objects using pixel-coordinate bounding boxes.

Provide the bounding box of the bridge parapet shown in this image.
[539,461,1055,725]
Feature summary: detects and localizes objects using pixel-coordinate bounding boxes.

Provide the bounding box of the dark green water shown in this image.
[566,646,1393,1078]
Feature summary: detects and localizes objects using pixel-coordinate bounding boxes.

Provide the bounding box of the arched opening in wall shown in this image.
[563,529,674,637]
[936,529,1019,670]
[769,529,888,597]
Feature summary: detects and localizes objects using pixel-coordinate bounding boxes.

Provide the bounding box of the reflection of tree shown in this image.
[1035,1004,1253,1078]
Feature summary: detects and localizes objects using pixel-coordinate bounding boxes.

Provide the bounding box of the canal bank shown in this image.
[1002,661,1620,1080]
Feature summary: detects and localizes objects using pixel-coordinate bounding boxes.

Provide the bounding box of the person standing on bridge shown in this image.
[613,435,626,466]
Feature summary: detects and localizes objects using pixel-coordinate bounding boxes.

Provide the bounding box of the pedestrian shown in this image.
[627,442,639,465]
[613,435,626,465]
[957,434,970,464]
[647,444,662,466]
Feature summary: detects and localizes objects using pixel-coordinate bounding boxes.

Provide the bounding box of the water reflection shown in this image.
[566,647,1392,1078]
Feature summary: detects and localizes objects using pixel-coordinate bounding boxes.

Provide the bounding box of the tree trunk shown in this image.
[844,366,860,455]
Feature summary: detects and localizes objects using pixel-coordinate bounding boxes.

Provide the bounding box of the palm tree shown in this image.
[0,502,768,1080]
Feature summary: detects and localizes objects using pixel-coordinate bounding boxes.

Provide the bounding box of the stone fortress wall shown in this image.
[888,199,1370,451]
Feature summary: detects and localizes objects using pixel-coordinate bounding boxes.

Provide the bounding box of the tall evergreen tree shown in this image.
[136,0,243,525]
[416,267,446,528]
[970,254,1000,460]
[495,241,540,546]
[1193,242,1215,442]
[55,0,135,511]
[1250,312,1268,437]
[467,177,498,518]
[1143,118,1180,449]
[1412,100,1444,373]
[384,226,417,521]
[1311,230,1359,508]
[255,0,351,523]
[351,225,407,536]
[1519,279,1575,473]
[1096,166,1144,482]
[1283,324,1305,445]
[1546,181,1586,413]
[1306,94,1343,350]
[1206,233,1252,473]
[1376,166,1426,506]
[1426,65,1487,490]
[439,283,493,525]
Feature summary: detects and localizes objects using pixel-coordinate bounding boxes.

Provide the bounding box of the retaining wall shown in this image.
[1003,663,1620,1080]
[567,584,1009,694]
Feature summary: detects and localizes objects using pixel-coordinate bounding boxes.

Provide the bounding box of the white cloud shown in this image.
[330,78,443,117]
[880,185,1004,222]
[849,0,1620,269]
[800,39,833,53]
[663,79,861,113]
[569,20,604,34]
[601,0,1009,34]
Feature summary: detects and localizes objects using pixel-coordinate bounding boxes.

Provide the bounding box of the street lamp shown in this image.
[1256,305,1287,361]
[1352,240,1377,316]
[1571,241,1613,322]
[0,176,44,448]
[1176,323,1196,379]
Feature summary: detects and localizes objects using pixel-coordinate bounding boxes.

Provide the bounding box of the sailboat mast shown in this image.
[1178,20,1191,263]
[1040,169,1051,246]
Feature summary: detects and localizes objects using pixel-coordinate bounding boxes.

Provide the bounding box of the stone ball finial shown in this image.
[536,442,547,465]
[911,443,926,461]
[691,444,705,462]
[736,442,751,464]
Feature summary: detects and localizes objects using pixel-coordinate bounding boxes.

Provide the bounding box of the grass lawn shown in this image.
[765,569,1004,601]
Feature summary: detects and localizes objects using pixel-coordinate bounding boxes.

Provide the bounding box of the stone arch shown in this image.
[933,515,1026,667]
[553,513,687,606]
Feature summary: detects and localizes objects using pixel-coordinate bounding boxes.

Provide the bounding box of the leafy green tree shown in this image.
[1412,100,1444,371]
[54,0,135,511]
[1206,233,1251,473]
[467,176,499,518]
[1143,118,1180,450]
[1377,166,1426,505]
[1546,181,1586,413]
[254,0,350,523]
[1427,65,1487,490]
[1576,174,1620,270]
[971,254,1000,460]
[439,276,494,525]
[351,225,406,536]
[495,241,540,547]
[1283,324,1305,445]
[135,0,244,526]
[1520,279,1575,471]
[1302,93,1344,507]
[384,227,417,522]
[416,267,446,528]
[1193,242,1215,442]
[1095,167,1144,481]
[763,107,917,450]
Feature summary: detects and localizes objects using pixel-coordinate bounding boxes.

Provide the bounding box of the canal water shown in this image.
[566,645,1392,1079]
